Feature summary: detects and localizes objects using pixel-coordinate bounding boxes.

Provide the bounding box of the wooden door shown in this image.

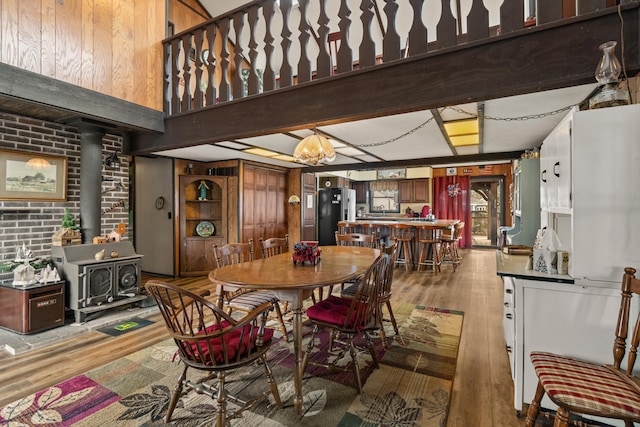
[398,180,413,203]
[413,179,430,203]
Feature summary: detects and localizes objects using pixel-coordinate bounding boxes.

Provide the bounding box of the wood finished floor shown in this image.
[0,249,537,426]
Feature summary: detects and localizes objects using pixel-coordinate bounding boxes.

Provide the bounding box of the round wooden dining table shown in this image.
[208,245,380,414]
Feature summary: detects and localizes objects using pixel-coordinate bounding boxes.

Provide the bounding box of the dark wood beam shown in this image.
[131,6,639,155]
[0,62,164,133]
[302,150,525,173]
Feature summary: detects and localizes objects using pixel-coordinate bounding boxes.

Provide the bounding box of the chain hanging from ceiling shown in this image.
[354,104,578,148]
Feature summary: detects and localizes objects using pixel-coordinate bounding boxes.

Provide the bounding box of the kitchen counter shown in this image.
[495,251,574,284]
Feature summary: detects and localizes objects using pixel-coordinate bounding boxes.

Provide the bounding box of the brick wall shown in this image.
[0,112,130,262]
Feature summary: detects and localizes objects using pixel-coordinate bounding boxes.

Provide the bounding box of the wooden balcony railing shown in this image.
[163,0,618,117]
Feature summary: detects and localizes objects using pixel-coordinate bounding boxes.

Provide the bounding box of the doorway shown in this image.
[470,176,505,248]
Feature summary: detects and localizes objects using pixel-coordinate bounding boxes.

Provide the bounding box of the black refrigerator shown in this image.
[317,187,356,245]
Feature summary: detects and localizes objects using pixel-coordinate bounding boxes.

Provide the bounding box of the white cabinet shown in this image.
[507,276,627,425]
[540,104,640,284]
[540,109,572,213]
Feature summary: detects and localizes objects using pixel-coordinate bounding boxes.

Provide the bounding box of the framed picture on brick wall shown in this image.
[0,149,67,201]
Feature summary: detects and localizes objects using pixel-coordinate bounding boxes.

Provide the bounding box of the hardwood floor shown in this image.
[0,249,535,426]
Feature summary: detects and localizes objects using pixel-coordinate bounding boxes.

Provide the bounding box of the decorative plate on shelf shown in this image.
[195,221,215,237]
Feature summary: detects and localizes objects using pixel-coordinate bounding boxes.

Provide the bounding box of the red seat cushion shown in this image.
[530,351,640,420]
[183,321,274,364]
[306,295,368,328]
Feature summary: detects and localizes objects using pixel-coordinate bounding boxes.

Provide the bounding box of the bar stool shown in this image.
[337,221,359,235]
[388,223,414,271]
[439,222,465,272]
[415,223,441,274]
[359,222,383,249]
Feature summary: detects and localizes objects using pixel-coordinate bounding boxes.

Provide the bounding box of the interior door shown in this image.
[134,156,174,276]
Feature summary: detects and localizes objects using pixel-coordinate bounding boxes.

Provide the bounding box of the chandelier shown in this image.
[293,131,336,165]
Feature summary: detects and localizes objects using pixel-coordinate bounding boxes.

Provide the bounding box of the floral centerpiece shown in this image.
[292,241,321,265]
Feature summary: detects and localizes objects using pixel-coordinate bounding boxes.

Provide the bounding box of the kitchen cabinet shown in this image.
[540,104,640,284]
[179,175,228,276]
[497,253,631,426]
[539,110,572,213]
[352,181,368,204]
[398,179,430,203]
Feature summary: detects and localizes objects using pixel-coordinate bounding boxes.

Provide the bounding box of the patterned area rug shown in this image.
[0,304,463,427]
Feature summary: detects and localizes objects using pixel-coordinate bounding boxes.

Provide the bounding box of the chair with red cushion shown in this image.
[524,267,640,427]
[302,250,391,393]
[144,280,282,426]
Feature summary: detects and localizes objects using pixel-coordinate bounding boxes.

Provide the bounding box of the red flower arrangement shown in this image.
[292,241,321,265]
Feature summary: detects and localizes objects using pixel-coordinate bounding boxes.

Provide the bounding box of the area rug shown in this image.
[0,304,463,427]
[96,317,154,337]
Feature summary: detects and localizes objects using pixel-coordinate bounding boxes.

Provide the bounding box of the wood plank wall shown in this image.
[0,0,165,111]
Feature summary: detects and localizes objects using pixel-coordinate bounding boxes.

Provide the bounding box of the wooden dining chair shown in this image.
[341,241,400,348]
[144,280,283,426]
[259,234,291,313]
[524,267,640,427]
[439,222,465,272]
[302,251,391,393]
[259,234,289,258]
[335,232,374,248]
[213,240,289,341]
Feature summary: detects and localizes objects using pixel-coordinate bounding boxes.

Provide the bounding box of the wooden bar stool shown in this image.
[388,223,414,271]
[415,223,441,274]
[439,222,465,272]
[358,222,383,249]
[337,221,359,235]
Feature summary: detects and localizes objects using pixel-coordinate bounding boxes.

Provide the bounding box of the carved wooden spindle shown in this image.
[437,0,457,49]
[297,0,312,83]
[232,12,245,100]
[205,22,217,106]
[218,18,231,102]
[171,39,181,114]
[337,0,353,74]
[317,0,332,79]
[263,0,276,92]
[247,6,260,96]
[193,28,205,109]
[164,42,172,114]
[499,0,524,34]
[359,0,376,68]
[408,0,427,56]
[181,34,193,113]
[467,0,489,42]
[280,0,294,88]
[382,0,401,62]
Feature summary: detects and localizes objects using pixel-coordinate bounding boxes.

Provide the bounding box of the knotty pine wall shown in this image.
[0,0,165,111]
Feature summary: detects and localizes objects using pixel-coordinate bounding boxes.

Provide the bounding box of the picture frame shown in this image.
[376,168,406,180]
[0,149,67,201]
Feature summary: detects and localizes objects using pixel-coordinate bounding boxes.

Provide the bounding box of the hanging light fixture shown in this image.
[25,158,51,170]
[293,130,336,165]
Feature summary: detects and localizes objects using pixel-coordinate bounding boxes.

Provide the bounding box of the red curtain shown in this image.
[433,175,472,248]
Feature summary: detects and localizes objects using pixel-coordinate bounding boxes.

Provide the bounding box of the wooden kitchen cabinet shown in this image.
[352,181,368,203]
[179,175,228,276]
[399,179,430,203]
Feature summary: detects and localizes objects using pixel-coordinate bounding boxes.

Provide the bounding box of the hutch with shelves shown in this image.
[179,175,228,276]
